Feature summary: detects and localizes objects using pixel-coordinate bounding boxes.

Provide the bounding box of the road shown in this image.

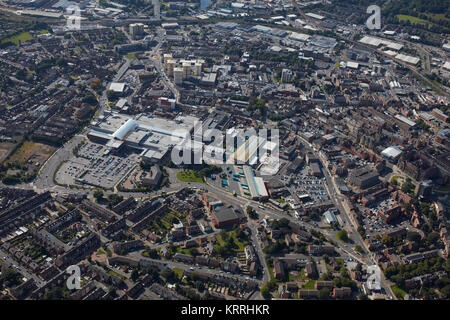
[129,252,262,286]
[0,249,45,287]
[296,134,395,298]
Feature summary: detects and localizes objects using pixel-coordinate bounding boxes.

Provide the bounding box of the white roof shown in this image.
[112,118,137,140]
[346,61,359,69]
[395,114,416,127]
[381,146,402,159]
[109,82,125,92]
[359,36,403,51]
[395,53,420,65]
[305,12,324,20]
[289,32,310,41]
[443,61,450,71]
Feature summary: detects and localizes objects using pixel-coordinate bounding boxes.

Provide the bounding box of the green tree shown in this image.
[261,282,271,300]
[337,230,349,242]
[131,269,139,282]
[407,231,421,243]
[93,189,104,202]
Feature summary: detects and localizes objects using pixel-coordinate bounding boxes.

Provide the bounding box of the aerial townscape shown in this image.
[0,0,449,303]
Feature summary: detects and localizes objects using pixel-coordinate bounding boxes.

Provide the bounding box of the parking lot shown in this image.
[289,166,330,204]
[358,197,410,238]
[55,142,138,189]
[206,164,245,197]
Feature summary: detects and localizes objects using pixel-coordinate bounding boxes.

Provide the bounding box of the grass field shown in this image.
[391,285,407,300]
[424,13,450,23]
[108,269,126,280]
[125,53,136,59]
[0,142,15,162]
[173,267,184,280]
[176,171,204,183]
[302,280,316,289]
[8,141,54,165]
[1,32,32,44]
[396,14,430,27]
[215,230,248,251]
[288,269,308,281]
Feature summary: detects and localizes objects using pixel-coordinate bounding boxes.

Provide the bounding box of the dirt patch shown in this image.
[7,141,55,171]
[0,142,15,162]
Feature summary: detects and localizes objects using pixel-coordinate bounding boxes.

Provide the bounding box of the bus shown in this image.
[210,174,216,180]
[241,183,248,187]
[222,180,228,186]
[233,177,239,181]
[233,173,239,177]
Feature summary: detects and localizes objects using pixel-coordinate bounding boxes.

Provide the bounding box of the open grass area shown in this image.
[288,269,308,281]
[176,171,204,183]
[0,142,15,162]
[173,267,184,280]
[302,280,316,289]
[215,230,248,251]
[1,32,32,44]
[424,13,450,23]
[8,141,54,165]
[125,53,136,59]
[108,270,126,280]
[396,14,430,27]
[336,230,349,243]
[391,285,407,300]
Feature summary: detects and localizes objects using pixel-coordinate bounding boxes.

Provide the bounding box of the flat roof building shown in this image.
[211,205,242,228]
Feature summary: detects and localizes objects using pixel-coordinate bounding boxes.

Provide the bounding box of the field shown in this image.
[396,14,431,27]
[391,285,407,300]
[301,280,316,289]
[8,141,54,167]
[173,267,184,280]
[215,230,248,251]
[1,32,32,45]
[176,171,204,183]
[0,142,15,162]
